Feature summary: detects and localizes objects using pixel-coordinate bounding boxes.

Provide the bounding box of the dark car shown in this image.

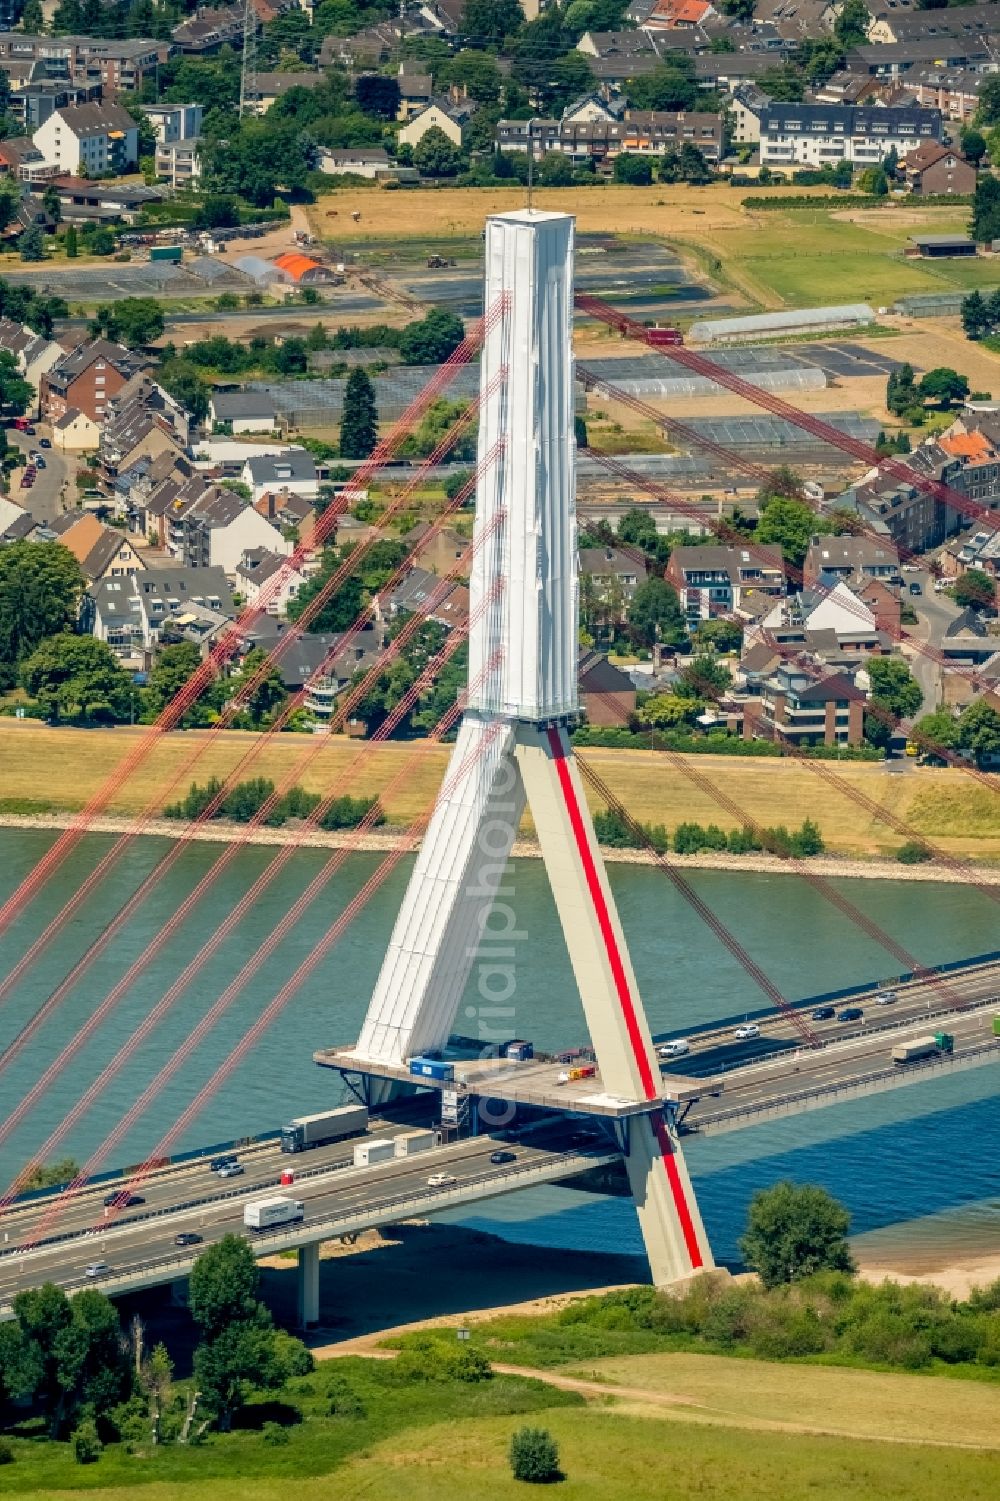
[909,581,922,596]
[209,1154,237,1171]
[490,1150,516,1165]
[103,1191,144,1207]
[35,457,45,469]
[837,1006,864,1023]
[39,437,51,448]
[811,1005,836,1021]
[174,1231,203,1247]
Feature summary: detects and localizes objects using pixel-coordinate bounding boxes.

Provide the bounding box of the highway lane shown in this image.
[0,1119,428,1247]
[662,959,1000,1077]
[0,1136,603,1306]
[685,1001,1000,1127]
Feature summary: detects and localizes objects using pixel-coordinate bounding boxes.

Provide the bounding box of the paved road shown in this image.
[8,426,68,525]
[0,1127,609,1309]
[902,569,963,714]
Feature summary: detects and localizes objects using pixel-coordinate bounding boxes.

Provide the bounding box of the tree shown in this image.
[758,64,804,103]
[739,1181,854,1289]
[145,640,215,727]
[834,0,870,48]
[919,366,970,408]
[0,541,85,686]
[461,0,524,47]
[856,166,888,196]
[912,708,960,756]
[886,361,918,416]
[193,194,240,230]
[636,692,700,729]
[19,634,134,723]
[676,654,732,701]
[627,59,698,112]
[960,127,986,168]
[413,124,463,178]
[0,1322,41,1427]
[718,0,754,16]
[399,307,466,365]
[537,149,574,185]
[952,567,996,611]
[970,173,1000,242]
[613,152,653,185]
[91,296,164,347]
[441,49,504,104]
[976,73,1000,127]
[957,697,1000,766]
[0,348,34,415]
[509,1426,561,1484]
[864,655,923,746]
[189,1235,260,1341]
[962,289,989,341]
[340,367,378,459]
[64,223,78,258]
[627,576,687,649]
[756,494,828,570]
[42,184,62,225]
[157,358,210,424]
[355,73,399,119]
[21,1158,81,1190]
[227,646,288,725]
[19,0,43,26]
[18,224,45,262]
[679,142,713,184]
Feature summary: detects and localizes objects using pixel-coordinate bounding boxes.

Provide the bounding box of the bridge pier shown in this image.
[296,1241,320,1329]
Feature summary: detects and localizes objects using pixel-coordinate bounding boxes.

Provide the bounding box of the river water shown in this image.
[1,829,997,1267]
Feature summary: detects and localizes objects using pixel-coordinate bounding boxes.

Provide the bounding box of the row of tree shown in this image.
[164,776,382,830]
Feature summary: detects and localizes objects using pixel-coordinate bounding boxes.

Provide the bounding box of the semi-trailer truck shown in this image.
[244,1197,305,1231]
[281,1104,369,1153]
[892,1033,954,1065]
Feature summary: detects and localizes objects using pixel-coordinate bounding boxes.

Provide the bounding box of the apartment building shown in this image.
[759,103,942,169]
[33,101,138,176]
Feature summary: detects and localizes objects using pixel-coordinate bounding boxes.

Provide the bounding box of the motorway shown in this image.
[0,1127,615,1313]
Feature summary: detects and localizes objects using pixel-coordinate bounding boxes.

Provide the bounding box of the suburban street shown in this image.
[902,566,964,713]
[7,426,70,526]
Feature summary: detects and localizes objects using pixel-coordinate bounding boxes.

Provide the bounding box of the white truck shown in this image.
[281,1104,369,1153]
[244,1196,305,1232]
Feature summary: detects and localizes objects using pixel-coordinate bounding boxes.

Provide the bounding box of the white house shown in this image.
[209,390,279,435]
[398,99,469,149]
[51,406,100,452]
[170,488,292,578]
[0,317,62,417]
[242,450,318,505]
[236,547,307,615]
[759,103,942,170]
[32,101,139,176]
[144,103,203,143]
[154,140,201,188]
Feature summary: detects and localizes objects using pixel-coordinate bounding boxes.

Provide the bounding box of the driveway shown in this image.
[7,425,70,525]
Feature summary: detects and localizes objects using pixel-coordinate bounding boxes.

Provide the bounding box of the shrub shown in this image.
[318,794,383,831]
[845,1311,932,1370]
[72,1419,103,1464]
[262,1421,290,1446]
[747,1302,829,1360]
[509,1425,561,1484]
[897,840,932,864]
[0,1438,13,1464]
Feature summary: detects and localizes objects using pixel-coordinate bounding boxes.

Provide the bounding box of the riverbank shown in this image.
[3,806,999,884]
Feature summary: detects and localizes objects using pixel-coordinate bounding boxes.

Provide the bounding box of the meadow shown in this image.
[2,723,999,861]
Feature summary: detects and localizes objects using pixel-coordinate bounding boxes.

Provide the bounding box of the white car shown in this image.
[427,1173,457,1187]
[84,1260,109,1278]
[875,990,898,1006]
[733,1024,761,1041]
[658,1040,691,1059]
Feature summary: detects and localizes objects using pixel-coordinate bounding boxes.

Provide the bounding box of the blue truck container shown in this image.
[506,1040,533,1061]
[409,1056,454,1082]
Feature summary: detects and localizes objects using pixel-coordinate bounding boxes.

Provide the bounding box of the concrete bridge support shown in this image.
[296,1241,320,1329]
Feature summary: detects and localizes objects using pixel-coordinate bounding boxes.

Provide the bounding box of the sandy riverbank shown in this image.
[255,1220,999,1355]
[3,809,998,884]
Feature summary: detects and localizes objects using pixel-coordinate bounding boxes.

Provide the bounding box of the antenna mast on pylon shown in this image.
[239,0,258,119]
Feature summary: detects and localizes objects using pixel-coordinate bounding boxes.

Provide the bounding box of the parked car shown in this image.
[35,457,45,469]
[490,1150,516,1165]
[174,1231,203,1247]
[39,437,51,448]
[811,1006,836,1021]
[733,1024,760,1041]
[934,579,949,593]
[427,1172,457,1187]
[875,990,897,1007]
[103,1191,144,1207]
[658,1039,691,1059]
[909,581,922,596]
[837,1006,864,1023]
[84,1261,109,1278]
[215,1162,244,1178]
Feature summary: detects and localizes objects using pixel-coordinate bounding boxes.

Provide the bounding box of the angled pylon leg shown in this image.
[354,714,524,1068]
[515,724,713,1285]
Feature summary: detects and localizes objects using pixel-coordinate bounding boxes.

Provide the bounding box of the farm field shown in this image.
[2,724,998,861]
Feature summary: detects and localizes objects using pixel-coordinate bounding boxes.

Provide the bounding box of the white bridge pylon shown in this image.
[350,210,713,1285]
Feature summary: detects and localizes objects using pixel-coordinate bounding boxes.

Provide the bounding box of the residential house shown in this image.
[210,390,278,434]
[730,85,770,147]
[0,135,47,180]
[247,71,325,114]
[896,66,990,126]
[48,512,146,585]
[145,103,203,143]
[803,535,901,588]
[75,39,170,100]
[96,378,190,501]
[746,663,866,746]
[901,140,977,196]
[641,0,716,28]
[155,140,202,188]
[51,407,100,452]
[832,442,968,554]
[41,338,145,424]
[243,450,318,503]
[578,649,637,726]
[866,2,1000,46]
[0,495,39,543]
[254,488,316,549]
[0,317,62,416]
[759,103,942,170]
[9,79,100,133]
[760,576,880,647]
[845,37,998,80]
[665,543,785,625]
[496,109,724,165]
[166,486,292,576]
[317,146,391,179]
[396,61,433,120]
[941,520,1000,585]
[88,566,235,658]
[236,547,306,614]
[399,99,472,150]
[43,178,167,224]
[32,102,139,176]
[376,565,470,628]
[402,520,470,579]
[171,7,247,55]
[749,0,836,38]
